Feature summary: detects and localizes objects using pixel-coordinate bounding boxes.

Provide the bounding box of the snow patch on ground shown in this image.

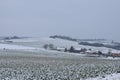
[86,73,120,80]
[99,57,120,60]
[0,43,35,49]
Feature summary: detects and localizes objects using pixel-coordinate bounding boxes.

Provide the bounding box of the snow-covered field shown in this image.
[0,43,35,50]
[0,37,120,80]
[2,37,120,53]
[87,73,120,80]
[0,50,120,80]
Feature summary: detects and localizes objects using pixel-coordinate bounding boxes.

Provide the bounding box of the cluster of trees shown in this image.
[43,44,88,53]
[43,44,55,50]
[4,36,22,40]
[79,42,120,50]
[68,46,87,53]
[43,43,120,57]
[43,44,103,56]
[79,39,106,42]
[50,35,77,42]
[50,35,106,42]
[79,42,104,47]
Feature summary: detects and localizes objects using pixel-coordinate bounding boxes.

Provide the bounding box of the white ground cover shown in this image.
[0,50,120,80]
[0,38,120,80]
[0,43,35,50]
[6,37,120,54]
[86,73,120,80]
[0,43,87,58]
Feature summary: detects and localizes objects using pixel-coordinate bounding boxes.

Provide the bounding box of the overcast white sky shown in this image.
[0,0,120,40]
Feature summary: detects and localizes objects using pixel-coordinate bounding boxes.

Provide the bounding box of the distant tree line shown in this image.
[50,35,120,50]
[79,42,104,47]
[3,36,25,40]
[78,39,106,42]
[50,35,106,42]
[79,42,120,50]
[49,35,77,42]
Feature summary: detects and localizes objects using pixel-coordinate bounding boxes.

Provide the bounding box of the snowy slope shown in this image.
[0,38,120,80]
[0,43,35,49]
[0,40,86,57]
[40,38,119,54]
[1,37,120,53]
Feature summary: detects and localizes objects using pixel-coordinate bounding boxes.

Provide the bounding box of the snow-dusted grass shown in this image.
[86,73,120,80]
[0,50,120,80]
